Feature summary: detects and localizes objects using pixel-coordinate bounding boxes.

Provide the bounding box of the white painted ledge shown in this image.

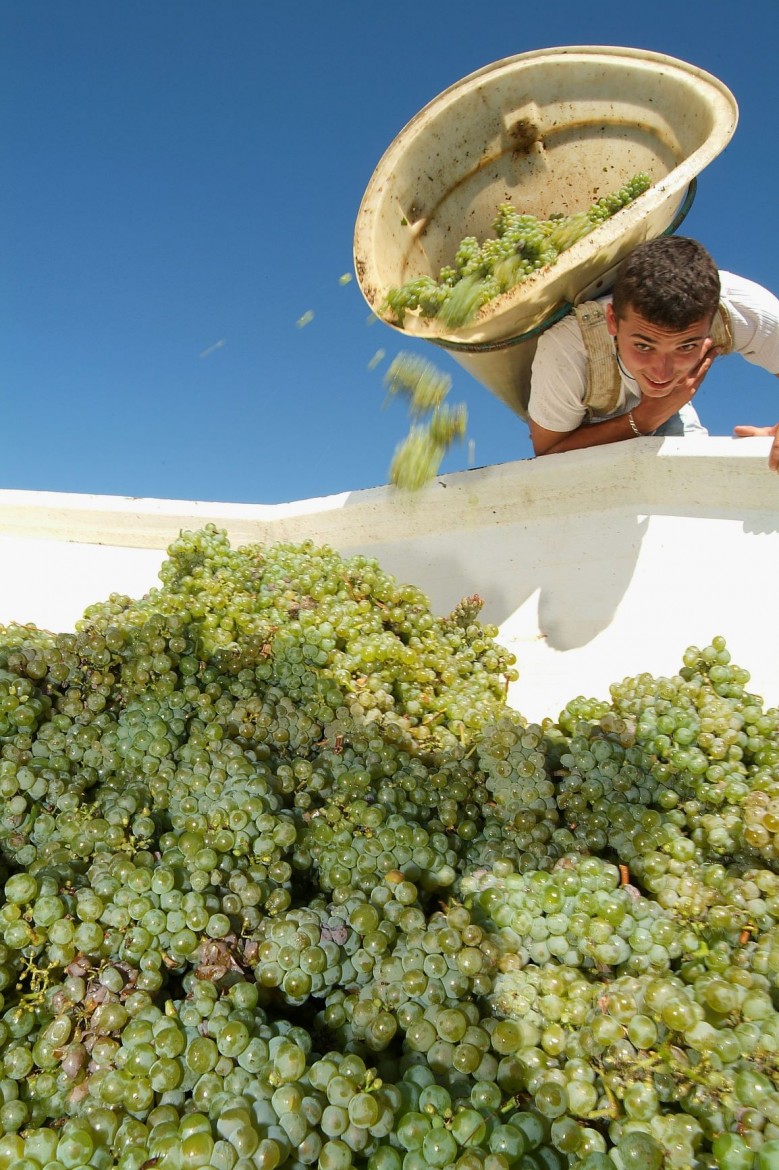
[1,436,777,723]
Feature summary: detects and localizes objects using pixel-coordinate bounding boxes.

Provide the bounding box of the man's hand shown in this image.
[733,423,779,472]
[682,337,719,399]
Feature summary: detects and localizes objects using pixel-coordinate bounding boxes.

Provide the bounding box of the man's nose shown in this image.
[649,352,674,380]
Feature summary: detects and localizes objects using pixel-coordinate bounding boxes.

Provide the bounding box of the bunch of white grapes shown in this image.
[383,352,468,491]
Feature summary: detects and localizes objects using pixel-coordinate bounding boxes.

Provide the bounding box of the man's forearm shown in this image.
[534,397,691,456]
[535,411,644,455]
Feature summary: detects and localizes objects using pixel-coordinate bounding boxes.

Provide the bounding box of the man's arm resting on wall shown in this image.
[529,390,700,456]
[529,412,645,456]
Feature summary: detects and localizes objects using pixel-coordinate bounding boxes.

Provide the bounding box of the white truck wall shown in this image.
[1,437,777,724]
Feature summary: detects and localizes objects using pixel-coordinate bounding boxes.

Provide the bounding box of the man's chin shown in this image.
[640,381,676,398]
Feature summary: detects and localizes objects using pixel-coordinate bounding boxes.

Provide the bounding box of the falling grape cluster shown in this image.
[0,528,778,1170]
[383,174,652,329]
[382,352,468,491]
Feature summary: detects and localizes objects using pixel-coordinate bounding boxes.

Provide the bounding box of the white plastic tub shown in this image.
[1,438,777,724]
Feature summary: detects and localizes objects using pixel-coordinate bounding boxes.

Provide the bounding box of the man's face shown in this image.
[606,303,714,398]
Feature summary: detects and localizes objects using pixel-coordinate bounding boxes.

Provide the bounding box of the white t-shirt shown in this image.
[528,271,779,434]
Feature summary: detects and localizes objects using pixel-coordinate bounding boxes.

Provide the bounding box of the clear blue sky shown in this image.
[3,1,778,505]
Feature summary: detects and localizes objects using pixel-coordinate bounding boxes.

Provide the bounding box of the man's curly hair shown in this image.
[612,237,720,330]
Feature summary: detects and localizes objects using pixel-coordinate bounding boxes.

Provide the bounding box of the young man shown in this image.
[528,236,779,472]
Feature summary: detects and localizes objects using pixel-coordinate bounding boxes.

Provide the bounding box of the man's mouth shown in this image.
[644,376,674,391]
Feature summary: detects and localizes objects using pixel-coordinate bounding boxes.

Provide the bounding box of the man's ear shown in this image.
[605,303,618,338]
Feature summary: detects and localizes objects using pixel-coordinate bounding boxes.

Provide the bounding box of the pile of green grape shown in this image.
[383,174,652,329]
[0,525,778,1170]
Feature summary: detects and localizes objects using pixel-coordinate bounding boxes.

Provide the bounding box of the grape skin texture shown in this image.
[0,530,777,1169]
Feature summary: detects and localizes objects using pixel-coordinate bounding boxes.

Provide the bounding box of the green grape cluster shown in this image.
[389,426,448,491]
[329,901,500,1059]
[0,529,778,1170]
[608,636,779,867]
[469,853,695,974]
[382,352,468,491]
[383,174,652,329]
[383,353,451,413]
[251,891,417,1017]
[303,802,459,896]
